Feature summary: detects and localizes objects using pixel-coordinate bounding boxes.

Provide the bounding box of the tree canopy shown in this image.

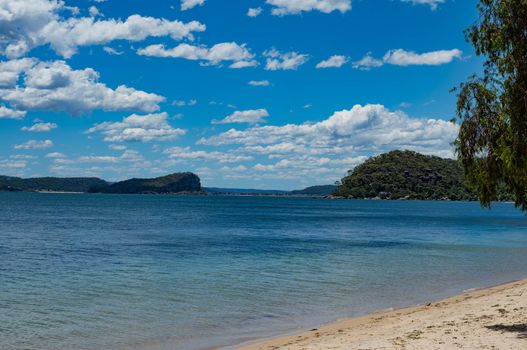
[454,0,527,210]
[334,150,481,200]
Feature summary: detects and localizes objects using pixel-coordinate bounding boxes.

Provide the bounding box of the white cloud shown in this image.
[14,139,53,149]
[137,42,257,68]
[53,150,145,165]
[181,0,205,11]
[213,109,269,124]
[316,55,349,68]
[164,146,253,163]
[103,47,124,55]
[221,165,247,172]
[352,52,383,70]
[45,152,65,158]
[0,58,35,88]
[247,7,263,17]
[264,49,309,71]
[401,0,445,10]
[248,80,270,86]
[0,105,26,119]
[229,60,259,69]
[21,122,57,132]
[266,0,351,15]
[0,0,206,58]
[0,158,27,173]
[252,156,367,173]
[88,6,100,17]
[86,112,186,142]
[109,144,127,151]
[353,48,462,70]
[0,59,165,115]
[199,104,459,158]
[383,49,462,66]
[172,99,197,107]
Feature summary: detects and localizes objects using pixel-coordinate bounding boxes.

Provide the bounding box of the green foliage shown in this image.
[90,172,202,194]
[453,0,527,210]
[334,150,479,200]
[0,176,108,192]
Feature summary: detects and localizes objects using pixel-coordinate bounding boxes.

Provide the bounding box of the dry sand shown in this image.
[237,279,527,350]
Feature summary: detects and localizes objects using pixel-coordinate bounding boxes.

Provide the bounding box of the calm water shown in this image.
[1,193,527,350]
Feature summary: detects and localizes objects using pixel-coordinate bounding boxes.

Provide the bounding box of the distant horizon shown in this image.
[1,148,460,192]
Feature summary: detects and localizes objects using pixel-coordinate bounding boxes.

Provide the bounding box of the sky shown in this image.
[0,0,481,190]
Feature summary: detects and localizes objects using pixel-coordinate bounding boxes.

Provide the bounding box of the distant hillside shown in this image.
[290,185,337,196]
[204,187,288,195]
[90,172,202,194]
[0,176,108,192]
[334,150,478,200]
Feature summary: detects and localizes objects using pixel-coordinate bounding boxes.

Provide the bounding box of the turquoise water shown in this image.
[1,193,527,350]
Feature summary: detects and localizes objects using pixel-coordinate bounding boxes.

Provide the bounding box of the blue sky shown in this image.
[0,0,480,189]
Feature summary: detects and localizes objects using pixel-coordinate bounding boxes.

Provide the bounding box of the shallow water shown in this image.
[1,193,527,350]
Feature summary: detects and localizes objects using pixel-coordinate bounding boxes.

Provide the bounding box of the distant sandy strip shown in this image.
[237,279,527,350]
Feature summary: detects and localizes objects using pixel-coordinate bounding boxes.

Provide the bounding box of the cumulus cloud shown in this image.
[0,0,206,58]
[213,109,269,124]
[181,0,205,11]
[247,7,263,17]
[21,122,57,132]
[199,104,459,158]
[401,0,445,10]
[248,80,270,86]
[0,58,35,88]
[0,105,26,119]
[353,48,462,70]
[137,42,257,68]
[383,49,462,66]
[86,112,186,142]
[264,49,309,71]
[266,0,351,15]
[316,55,349,68]
[163,146,253,163]
[14,139,53,149]
[0,59,165,115]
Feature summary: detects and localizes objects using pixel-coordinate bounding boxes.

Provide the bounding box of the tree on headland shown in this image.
[453,0,527,210]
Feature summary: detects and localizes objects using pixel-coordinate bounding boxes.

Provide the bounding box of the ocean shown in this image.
[1,192,527,350]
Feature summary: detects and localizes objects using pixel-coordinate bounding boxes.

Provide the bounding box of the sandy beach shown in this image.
[238,278,527,350]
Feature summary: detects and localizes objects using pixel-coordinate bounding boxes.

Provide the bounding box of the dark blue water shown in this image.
[1,193,527,350]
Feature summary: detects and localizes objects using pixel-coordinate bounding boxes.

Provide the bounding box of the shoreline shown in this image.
[235,278,527,350]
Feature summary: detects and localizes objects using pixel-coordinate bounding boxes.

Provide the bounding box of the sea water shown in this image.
[1,193,527,350]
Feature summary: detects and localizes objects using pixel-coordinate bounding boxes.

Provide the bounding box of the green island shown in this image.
[0,172,202,194]
[334,150,511,201]
[88,172,202,194]
[0,176,108,193]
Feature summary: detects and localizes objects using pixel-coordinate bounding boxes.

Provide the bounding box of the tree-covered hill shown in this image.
[334,150,479,200]
[89,172,202,194]
[0,176,108,192]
